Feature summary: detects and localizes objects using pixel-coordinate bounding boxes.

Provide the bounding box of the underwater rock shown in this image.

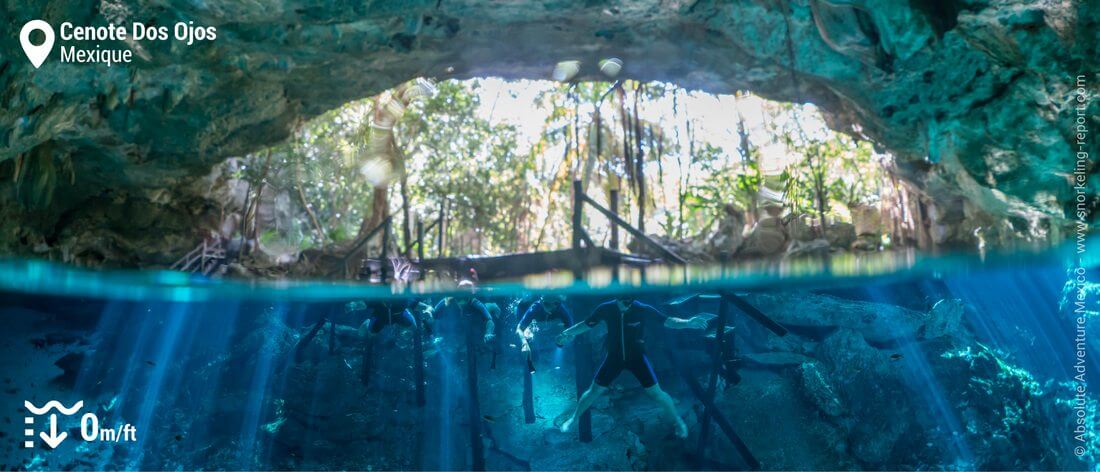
[740,292,928,344]
[797,361,845,417]
[816,329,911,465]
[744,351,815,367]
[923,298,965,339]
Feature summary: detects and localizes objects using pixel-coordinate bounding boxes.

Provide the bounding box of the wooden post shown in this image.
[609,189,620,282]
[410,298,426,406]
[416,217,425,262]
[696,294,729,462]
[522,365,535,423]
[402,202,412,258]
[464,317,485,470]
[667,350,760,470]
[570,181,593,442]
[573,325,593,443]
[380,217,391,283]
[572,180,584,255]
[437,200,447,257]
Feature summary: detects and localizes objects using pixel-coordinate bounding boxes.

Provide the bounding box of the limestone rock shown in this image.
[850,234,880,251]
[743,351,816,367]
[922,298,964,339]
[740,292,927,344]
[798,361,845,417]
[851,204,882,237]
[787,214,817,242]
[786,238,831,257]
[0,0,1093,266]
[825,222,856,249]
[739,217,788,257]
[708,204,746,257]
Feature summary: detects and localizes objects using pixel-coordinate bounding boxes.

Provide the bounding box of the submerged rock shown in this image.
[740,292,953,344]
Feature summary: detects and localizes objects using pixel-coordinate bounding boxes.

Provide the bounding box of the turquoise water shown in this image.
[1,241,1098,470]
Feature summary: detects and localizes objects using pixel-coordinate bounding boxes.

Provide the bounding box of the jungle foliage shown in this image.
[234,78,890,257]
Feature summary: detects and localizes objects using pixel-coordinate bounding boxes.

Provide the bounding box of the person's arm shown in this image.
[556,305,604,346]
[555,321,592,346]
[556,305,575,327]
[641,303,708,330]
[474,301,495,342]
[664,316,708,329]
[516,304,537,352]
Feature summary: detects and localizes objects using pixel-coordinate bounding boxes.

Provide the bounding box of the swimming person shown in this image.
[354,300,419,338]
[346,300,421,386]
[431,280,496,345]
[555,297,709,439]
[516,294,574,372]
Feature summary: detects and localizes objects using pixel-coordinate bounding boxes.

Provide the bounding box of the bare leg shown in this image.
[645,385,688,438]
[561,383,608,433]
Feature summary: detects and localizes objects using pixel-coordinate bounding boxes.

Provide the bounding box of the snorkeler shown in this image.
[431,280,496,344]
[555,297,709,439]
[516,294,574,372]
[350,300,419,338]
[346,299,422,386]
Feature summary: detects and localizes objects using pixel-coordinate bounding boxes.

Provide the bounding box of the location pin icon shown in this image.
[20,20,55,69]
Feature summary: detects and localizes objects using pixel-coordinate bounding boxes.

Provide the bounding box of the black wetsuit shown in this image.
[431,298,492,336]
[517,302,574,331]
[364,300,418,334]
[584,300,667,388]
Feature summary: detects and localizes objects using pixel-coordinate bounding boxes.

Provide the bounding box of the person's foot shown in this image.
[674,419,688,439]
[560,416,576,433]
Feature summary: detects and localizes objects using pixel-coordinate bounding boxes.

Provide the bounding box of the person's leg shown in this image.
[562,356,618,433]
[561,382,608,433]
[358,317,382,386]
[634,355,688,438]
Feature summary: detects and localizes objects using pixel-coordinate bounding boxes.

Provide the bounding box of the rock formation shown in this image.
[0,0,1095,266]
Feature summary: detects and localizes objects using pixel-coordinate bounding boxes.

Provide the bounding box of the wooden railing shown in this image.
[170,239,227,275]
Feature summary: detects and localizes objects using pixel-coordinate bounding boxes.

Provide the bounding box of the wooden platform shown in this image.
[360,247,662,281]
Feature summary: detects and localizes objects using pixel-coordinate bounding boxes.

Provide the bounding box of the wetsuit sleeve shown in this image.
[638,302,669,323]
[555,305,575,326]
[518,304,538,331]
[432,299,448,318]
[473,300,492,322]
[584,304,608,327]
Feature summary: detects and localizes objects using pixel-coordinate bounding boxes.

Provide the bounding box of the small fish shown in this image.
[482,415,496,423]
[174,434,183,441]
[890,353,903,361]
[145,360,156,366]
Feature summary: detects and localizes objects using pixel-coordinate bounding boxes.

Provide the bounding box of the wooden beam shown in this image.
[573,336,593,443]
[581,194,687,264]
[696,294,729,462]
[666,350,760,470]
[412,307,426,406]
[523,367,535,423]
[722,293,788,337]
[465,321,485,470]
